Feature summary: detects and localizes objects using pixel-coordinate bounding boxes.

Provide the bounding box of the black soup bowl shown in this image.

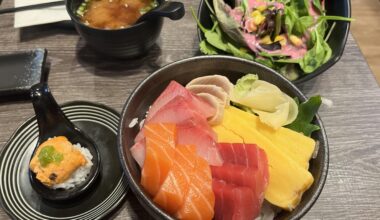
[66,0,185,58]
[197,0,351,84]
[118,56,329,219]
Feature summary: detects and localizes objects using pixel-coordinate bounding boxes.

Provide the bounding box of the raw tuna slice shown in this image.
[140,123,176,196]
[211,164,259,195]
[146,81,216,121]
[211,143,269,219]
[217,143,269,196]
[217,143,261,167]
[213,180,258,220]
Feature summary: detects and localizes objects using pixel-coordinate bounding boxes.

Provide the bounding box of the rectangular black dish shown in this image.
[0,48,47,99]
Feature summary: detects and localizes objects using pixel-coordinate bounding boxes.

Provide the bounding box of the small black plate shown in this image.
[0,49,47,98]
[0,101,128,220]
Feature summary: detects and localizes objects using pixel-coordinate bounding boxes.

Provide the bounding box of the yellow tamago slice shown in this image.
[228,106,315,169]
[212,107,314,210]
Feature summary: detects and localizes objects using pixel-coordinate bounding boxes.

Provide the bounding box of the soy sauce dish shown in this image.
[66,0,185,58]
[118,56,329,220]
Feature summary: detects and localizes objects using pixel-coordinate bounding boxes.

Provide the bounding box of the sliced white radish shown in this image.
[197,93,225,125]
[187,84,229,106]
[186,75,233,96]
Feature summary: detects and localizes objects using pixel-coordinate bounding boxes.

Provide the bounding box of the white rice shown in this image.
[52,143,93,190]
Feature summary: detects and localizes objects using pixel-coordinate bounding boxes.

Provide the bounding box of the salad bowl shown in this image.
[196,0,351,84]
[117,56,329,219]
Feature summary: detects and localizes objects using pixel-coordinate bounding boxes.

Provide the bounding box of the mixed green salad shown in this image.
[194,0,353,80]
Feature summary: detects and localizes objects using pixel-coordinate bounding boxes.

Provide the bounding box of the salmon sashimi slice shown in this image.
[213,180,258,220]
[141,123,176,196]
[132,123,223,167]
[176,154,215,220]
[131,129,221,169]
[147,81,216,121]
[143,123,177,144]
[153,145,197,214]
[131,96,223,167]
[131,96,220,167]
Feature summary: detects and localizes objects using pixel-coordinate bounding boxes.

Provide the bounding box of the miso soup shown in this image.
[77,0,157,29]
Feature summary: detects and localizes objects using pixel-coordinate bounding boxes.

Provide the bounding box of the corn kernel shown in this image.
[251,10,266,25]
[257,5,267,12]
[248,20,257,32]
[289,35,303,47]
[251,10,260,17]
[274,35,287,46]
[260,35,272,44]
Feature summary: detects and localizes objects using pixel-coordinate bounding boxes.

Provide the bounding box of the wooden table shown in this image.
[0,1,379,219]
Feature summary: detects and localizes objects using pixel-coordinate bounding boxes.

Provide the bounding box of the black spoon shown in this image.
[29,83,101,201]
[136,1,185,23]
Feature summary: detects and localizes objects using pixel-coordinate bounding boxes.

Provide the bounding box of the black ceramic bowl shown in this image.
[66,0,165,58]
[118,56,329,219]
[197,0,351,84]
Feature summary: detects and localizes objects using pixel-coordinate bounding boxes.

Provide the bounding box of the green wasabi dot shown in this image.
[38,145,64,167]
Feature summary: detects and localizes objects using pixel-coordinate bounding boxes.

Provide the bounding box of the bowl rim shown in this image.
[195,0,352,85]
[117,55,329,220]
[64,0,160,32]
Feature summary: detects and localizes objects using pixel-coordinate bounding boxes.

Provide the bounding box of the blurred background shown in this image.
[351,0,380,85]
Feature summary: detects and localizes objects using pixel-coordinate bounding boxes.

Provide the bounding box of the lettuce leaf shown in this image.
[233,73,259,97]
[199,40,219,55]
[285,95,322,136]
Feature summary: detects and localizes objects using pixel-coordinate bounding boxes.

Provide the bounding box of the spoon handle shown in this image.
[30,83,74,142]
[138,1,185,22]
[157,1,185,20]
